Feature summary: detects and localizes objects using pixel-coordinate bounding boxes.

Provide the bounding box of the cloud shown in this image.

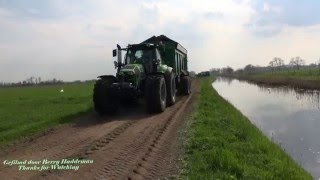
[0,0,320,82]
[203,12,224,20]
[0,0,258,82]
[247,0,320,37]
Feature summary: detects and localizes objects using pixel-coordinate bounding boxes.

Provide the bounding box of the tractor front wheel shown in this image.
[146,76,167,113]
[93,78,118,115]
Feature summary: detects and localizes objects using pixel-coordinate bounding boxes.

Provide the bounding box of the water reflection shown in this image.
[257,84,320,110]
[213,77,320,178]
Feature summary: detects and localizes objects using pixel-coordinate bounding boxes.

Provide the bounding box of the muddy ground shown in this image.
[0,80,200,180]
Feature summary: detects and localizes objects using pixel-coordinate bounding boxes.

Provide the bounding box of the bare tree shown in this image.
[270,57,284,72]
[289,56,305,70]
[269,60,275,73]
[318,58,320,75]
[269,57,283,72]
[275,57,284,71]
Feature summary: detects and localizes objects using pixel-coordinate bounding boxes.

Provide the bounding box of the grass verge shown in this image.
[184,77,312,179]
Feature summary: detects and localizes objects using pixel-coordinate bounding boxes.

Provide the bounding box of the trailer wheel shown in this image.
[181,76,191,95]
[93,78,118,115]
[146,76,167,113]
[165,72,176,106]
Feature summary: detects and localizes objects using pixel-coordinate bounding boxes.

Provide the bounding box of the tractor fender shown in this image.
[97,75,117,82]
[164,67,174,77]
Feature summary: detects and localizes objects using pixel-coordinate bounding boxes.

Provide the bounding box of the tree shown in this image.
[269,60,275,73]
[275,57,284,71]
[269,57,284,72]
[225,66,234,74]
[210,68,220,76]
[235,68,244,74]
[189,71,196,77]
[318,58,320,75]
[244,64,255,74]
[289,56,305,70]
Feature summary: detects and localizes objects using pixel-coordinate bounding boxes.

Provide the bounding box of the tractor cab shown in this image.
[124,43,162,73]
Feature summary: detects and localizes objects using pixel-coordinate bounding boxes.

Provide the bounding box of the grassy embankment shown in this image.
[184,77,312,179]
[237,68,320,90]
[0,82,94,147]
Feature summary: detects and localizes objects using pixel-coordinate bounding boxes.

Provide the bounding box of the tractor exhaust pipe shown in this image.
[117,44,122,64]
[113,44,122,74]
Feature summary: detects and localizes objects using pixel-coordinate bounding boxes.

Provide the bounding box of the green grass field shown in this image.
[184,78,312,179]
[0,82,94,146]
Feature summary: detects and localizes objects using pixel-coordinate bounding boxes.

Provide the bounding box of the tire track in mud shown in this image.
[37,98,188,180]
[42,110,173,179]
[92,123,161,179]
[90,105,186,180]
[35,120,138,179]
[128,93,193,179]
[0,117,135,179]
[55,90,194,180]
[83,121,136,156]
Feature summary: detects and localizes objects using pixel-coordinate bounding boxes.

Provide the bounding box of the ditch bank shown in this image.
[233,75,320,90]
[183,77,312,179]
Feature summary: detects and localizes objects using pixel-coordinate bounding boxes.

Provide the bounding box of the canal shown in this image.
[213,77,320,178]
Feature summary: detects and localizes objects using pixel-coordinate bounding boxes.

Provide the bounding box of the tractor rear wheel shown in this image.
[93,78,118,115]
[146,76,167,113]
[181,76,191,95]
[165,72,176,106]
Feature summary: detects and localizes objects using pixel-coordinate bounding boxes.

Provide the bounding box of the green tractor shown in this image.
[93,35,191,115]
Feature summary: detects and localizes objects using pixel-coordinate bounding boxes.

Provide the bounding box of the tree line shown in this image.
[0,76,97,88]
[210,57,320,75]
[0,76,64,87]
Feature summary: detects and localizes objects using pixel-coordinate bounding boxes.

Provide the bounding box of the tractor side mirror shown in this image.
[112,49,117,57]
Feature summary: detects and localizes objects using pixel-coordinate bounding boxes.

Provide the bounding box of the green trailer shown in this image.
[142,35,189,78]
[93,35,191,115]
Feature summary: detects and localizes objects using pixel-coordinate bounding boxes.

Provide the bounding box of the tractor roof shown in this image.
[142,35,187,55]
[127,43,155,49]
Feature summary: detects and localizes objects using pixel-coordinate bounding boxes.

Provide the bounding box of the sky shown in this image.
[0,0,320,82]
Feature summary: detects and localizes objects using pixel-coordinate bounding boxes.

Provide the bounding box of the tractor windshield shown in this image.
[125,48,155,64]
[125,48,155,73]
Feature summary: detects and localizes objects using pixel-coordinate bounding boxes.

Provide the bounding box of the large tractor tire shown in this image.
[181,76,191,95]
[165,72,176,106]
[93,78,118,115]
[146,76,167,113]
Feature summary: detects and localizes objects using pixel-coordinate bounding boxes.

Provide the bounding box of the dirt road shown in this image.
[0,80,199,180]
